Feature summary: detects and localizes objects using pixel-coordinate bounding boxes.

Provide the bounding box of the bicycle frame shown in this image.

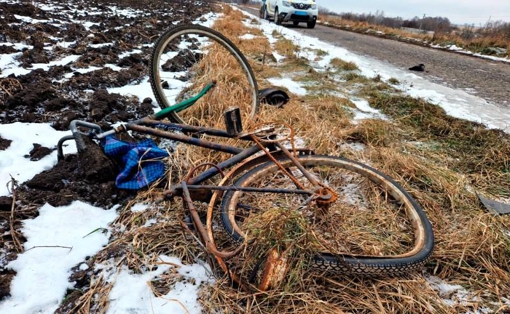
[59,116,326,198]
[56,76,331,203]
[56,99,436,291]
[53,58,387,287]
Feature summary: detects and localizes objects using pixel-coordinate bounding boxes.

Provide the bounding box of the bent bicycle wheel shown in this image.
[150,24,259,126]
[220,155,434,275]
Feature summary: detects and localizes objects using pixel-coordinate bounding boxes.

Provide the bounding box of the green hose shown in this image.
[154,82,216,120]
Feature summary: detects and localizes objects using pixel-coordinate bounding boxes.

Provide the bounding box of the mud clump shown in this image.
[0,137,11,150]
[24,144,54,161]
[19,138,133,208]
[0,269,16,300]
[162,49,203,72]
[5,81,57,109]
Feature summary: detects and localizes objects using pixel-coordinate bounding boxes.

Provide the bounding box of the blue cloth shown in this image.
[103,136,169,190]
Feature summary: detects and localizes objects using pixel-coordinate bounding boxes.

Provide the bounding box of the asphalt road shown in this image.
[243,7,510,108]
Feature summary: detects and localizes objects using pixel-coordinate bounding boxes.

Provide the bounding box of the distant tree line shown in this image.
[319,8,452,33]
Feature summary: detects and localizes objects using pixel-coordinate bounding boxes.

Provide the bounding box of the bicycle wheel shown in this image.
[220,155,434,275]
[150,24,259,126]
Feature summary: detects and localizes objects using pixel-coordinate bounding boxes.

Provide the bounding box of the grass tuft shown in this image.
[330,57,359,71]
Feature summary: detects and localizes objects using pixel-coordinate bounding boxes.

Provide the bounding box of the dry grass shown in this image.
[367,94,510,184]
[202,7,509,313]
[71,5,510,313]
[320,14,428,44]
[345,119,403,147]
[319,14,510,57]
[176,42,258,128]
[330,58,359,71]
[0,78,23,106]
[273,37,300,60]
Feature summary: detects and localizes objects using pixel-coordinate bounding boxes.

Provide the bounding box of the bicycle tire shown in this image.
[149,24,259,125]
[220,155,434,275]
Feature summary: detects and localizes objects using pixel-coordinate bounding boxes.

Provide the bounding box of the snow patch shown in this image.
[0,201,118,314]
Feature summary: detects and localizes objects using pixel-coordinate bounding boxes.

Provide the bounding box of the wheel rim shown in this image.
[223,156,432,261]
[150,25,259,126]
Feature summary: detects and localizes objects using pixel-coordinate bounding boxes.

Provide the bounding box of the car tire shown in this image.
[307,20,316,28]
[293,21,299,26]
[274,8,282,25]
[264,6,269,20]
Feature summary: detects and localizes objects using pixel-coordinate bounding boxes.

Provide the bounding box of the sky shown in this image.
[318,0,510,25]
[1,1,510,313]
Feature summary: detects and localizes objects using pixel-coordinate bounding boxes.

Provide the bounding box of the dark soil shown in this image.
[162,49,203,72]
[0,0,214,304]
[0,137,11,150]
[19,137,129,208]
[24,144,54,161]
[0,270,16,300]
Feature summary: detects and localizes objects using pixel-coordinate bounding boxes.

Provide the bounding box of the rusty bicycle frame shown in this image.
[57,86,337,290]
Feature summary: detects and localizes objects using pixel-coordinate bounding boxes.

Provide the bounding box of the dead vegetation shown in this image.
[62,5,510,313]
[0,78,23,106]
[2,1,509,313]
[200,7,509,314]
[319,13,510,59]
[320,12,510,58]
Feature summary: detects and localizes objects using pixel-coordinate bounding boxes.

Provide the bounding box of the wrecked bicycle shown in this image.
[57,82,434,290]
[58,23,434,290]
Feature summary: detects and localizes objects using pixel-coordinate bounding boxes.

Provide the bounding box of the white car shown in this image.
[260,0,318,29]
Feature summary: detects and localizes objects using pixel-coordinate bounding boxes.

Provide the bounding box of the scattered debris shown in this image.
[477,193,510,215]
[259,87,290,107]
[409,63,425,71]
